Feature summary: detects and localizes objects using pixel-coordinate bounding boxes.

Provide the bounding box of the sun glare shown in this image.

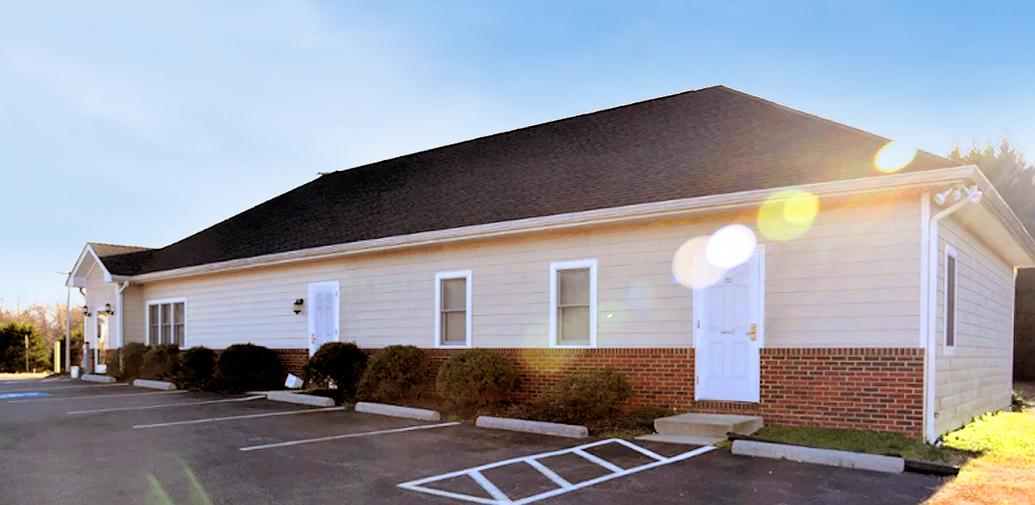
[874,141,917,173]
[706,224,757,269]
[758,190,820,241]
[671,236,724,289]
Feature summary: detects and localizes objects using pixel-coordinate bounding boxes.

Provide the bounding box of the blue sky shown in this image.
[1,1,1032,307]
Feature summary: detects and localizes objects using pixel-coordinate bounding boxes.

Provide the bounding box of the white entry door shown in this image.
[307,281,340,356]
[694,246,764,402]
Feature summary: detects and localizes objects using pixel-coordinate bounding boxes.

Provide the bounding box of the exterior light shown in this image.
[81,306,91,317]
[293,298,305,315]
[100,303,114,316]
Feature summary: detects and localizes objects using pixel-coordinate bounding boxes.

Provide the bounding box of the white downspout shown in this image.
[924,185,982,443]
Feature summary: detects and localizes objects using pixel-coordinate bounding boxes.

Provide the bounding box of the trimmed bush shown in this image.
[436,350,519,410]
[534,368,632,424]
[358,345,429,402]
[215,343,283,393]
[302,342,367,401]
[140,344,180,380]
[108,342,149,381]
[177,346,216,390]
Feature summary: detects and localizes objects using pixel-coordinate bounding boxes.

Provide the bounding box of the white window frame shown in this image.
[944,245,958,354]
[145,297,188,347]
[549,259,598,348]
[434,270,472,348]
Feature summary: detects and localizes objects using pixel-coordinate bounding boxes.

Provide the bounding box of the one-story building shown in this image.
[66,85,1035,442]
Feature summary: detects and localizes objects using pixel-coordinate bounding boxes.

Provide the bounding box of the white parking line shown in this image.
[68,395,264,415]
[398,438,717,505]
[239,421,462,452]
[0,383,129,393]
[133,406,346,429]
[8,390,185,404]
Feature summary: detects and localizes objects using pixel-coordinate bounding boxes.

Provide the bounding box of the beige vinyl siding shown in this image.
[133,194,921,350]
[121,285,146,345]
[934,216,1016,435]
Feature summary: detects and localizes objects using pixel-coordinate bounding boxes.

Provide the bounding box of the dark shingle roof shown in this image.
[98,85,956,276]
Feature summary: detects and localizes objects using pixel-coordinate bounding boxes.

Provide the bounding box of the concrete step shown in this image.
[654,413,763,437]
[634,434,724,446]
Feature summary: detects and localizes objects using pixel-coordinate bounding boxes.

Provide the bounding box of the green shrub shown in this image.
[358,345,430,402]
[140,344,180,380]
[436,350,519,411]
[302,342,367,401]
[215,343,283,393]
[177,346,216,390]
[107,342,149,381]
[534,368,632,424]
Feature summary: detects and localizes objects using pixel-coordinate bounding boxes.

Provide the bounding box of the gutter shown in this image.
[923,184,983,443]
[129,166,980,283]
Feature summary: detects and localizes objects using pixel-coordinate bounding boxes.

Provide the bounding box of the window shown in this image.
[550,259,597,347]
[945,246,957,349]
[147,299,186,347]
[435,271,471,347]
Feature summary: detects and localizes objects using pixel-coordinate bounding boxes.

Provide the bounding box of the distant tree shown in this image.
[0,322,51,372]
[949,137,1035,233]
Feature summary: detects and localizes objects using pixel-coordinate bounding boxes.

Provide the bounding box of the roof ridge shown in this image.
[88,241,152,249]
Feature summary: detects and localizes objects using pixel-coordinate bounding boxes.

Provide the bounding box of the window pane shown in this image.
[160,304,171,345]
[148,305,159,343]
[173,303,184,324]
[947,256,956,347]
[174,325,185,347]
[559,268,589,306]
[442,311,466,344]
[560,306,590,344]
[441,278,466,311]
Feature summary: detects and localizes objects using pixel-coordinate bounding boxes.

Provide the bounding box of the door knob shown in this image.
[748,323,758,341]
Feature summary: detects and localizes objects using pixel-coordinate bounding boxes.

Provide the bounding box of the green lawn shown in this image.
[749,425,973,466]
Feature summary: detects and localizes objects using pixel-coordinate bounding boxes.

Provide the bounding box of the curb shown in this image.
[81,374,117,384]
[355,402,441,421]
[266,391,336,407]
[132,379,177,391]
[731,439,904,474]
[475,416,588,439]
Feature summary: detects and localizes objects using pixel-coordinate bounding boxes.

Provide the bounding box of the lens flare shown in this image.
[671,236,725,289]
[706,225,757,269]
[874,141,917,173]
[758,190,820,241]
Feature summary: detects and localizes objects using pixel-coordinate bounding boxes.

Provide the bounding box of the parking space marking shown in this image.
[239,421,462,452]
[9,390,186,404]
[398,438,716,505]
[0,383,129,393]
[67,395,264,415]
[133,406,346,429]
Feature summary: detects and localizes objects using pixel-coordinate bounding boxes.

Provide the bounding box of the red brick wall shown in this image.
[420,347,924,437]
[271,349,308,375]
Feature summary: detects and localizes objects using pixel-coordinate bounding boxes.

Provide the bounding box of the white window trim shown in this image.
[145,297,188,347]
[549,259,598,348]
[943,245,958,355]
[434,270,473,348]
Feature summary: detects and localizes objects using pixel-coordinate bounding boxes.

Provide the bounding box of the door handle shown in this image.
[748,323,758,341]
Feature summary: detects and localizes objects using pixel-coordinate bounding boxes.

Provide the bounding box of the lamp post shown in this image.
[58,272,72,373]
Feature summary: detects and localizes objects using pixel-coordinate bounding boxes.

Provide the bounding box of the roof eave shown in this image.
[128,166,985,283]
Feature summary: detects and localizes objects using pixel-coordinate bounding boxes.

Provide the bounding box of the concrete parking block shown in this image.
[132,379,177,391]
[81,374,116,384]
[266,391,336,407]
[731,440,905,474]
[476,416,588,439]
[354,401,441,421]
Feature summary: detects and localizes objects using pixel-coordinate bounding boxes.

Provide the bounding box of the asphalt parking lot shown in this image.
[0,378,947,504]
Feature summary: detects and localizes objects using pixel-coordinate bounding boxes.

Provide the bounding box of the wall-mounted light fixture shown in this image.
[81,306,92,317]
[99,303,114,316]
[293,298,305,315]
